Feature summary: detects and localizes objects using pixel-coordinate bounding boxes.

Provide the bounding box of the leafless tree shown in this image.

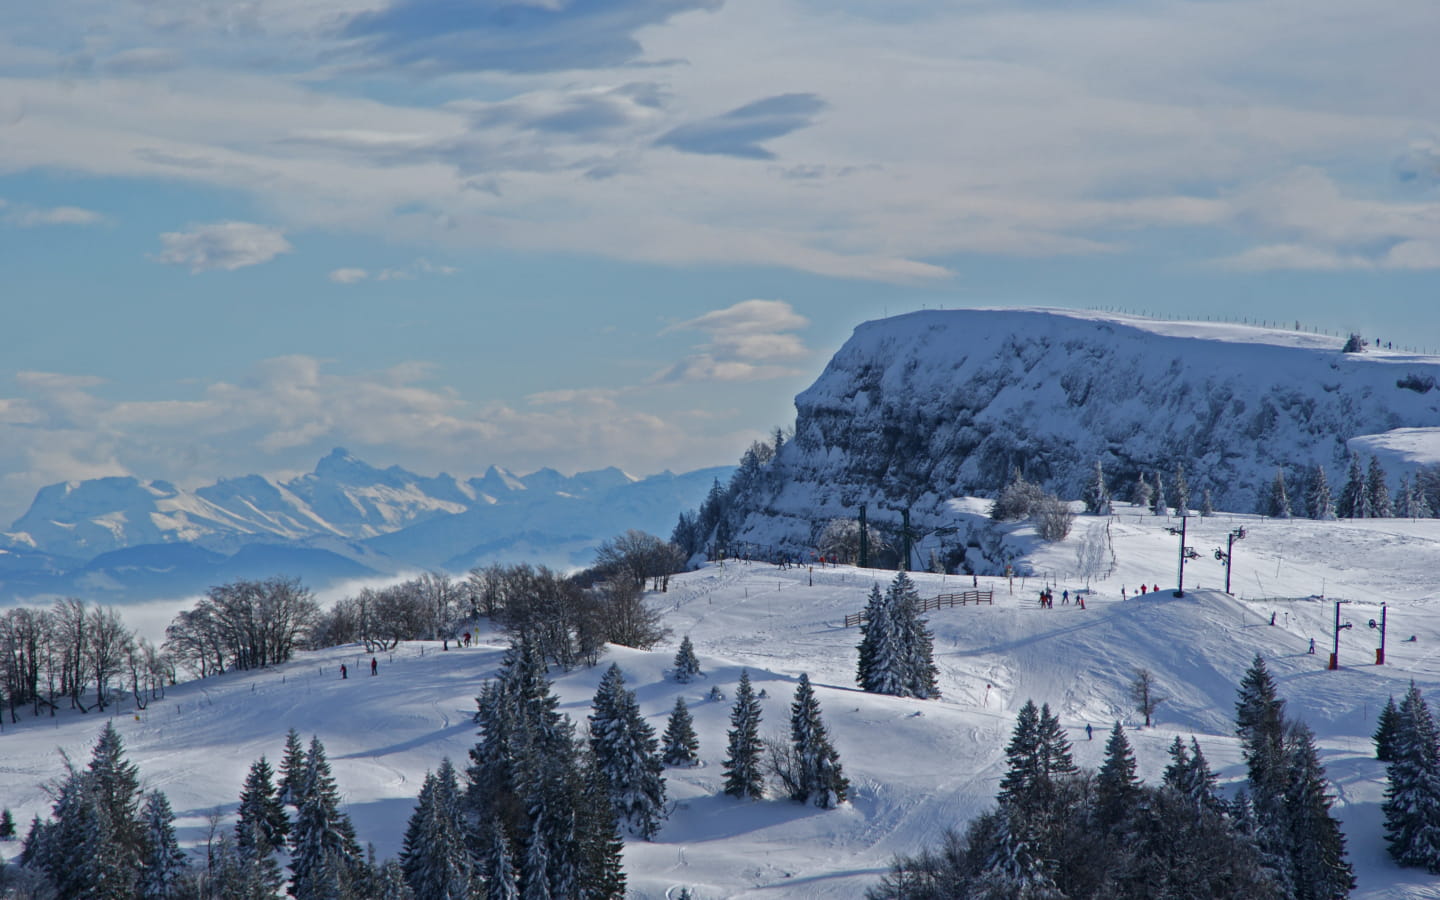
[1130,668,1166,727]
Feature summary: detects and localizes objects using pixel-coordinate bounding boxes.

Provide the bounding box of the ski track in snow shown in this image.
[5,509,1440,896]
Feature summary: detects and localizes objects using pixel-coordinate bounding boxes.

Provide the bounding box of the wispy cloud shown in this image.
[343,0,724,74]
[655,299,812,383]
[327,258,458,284]
[1,199,104,227]
[657,93,827,160]
[155,222,292,272]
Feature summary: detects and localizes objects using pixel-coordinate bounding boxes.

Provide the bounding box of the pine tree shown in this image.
[400,758,475,900]
[1263,469,1291,518]
[722,670,765,799]
[1308,465,1336,520]
[236,756,289,859]
[1132,473,1153,509]
[1369,455,1394,518]
[1200,488,1215,517]
[475,818,520,900]
[1094,722,1141,830]
[1170,463,1190,515]
[1236,655,1287,801]
[788,673,849,809]
[1337,453,1366,518]
[576,748,628,900]
[1376,696,1402,762]
[662,697,700,767]
[289,736,364,900]
[1083,460,1111,515]
[1151,471,1167,515]
[137,791,188,900]
[87,721,144,859]
[588,663,668,839]
[855,584,893,694]
[998,701,1076,817]
[1383,682,1440,871]
[0,808,14,841]
[278,727,307,809]
[1285,721,1355,898]
[890,573,940,699]
[672,635,702,683]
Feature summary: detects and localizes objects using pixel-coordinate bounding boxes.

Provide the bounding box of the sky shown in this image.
[1,0,1438,524]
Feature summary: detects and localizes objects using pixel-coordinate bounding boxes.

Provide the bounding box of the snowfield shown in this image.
[4,505,1440,898]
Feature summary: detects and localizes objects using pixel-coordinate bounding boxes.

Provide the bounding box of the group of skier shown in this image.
[1037,587,1085,609]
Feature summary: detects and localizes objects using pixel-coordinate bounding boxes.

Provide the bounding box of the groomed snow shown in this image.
[3,504,1440,898]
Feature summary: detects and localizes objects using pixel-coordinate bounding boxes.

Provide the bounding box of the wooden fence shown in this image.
[844,589,994,627]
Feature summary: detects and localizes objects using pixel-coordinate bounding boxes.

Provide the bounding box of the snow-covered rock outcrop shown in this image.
[732,308,1440,552]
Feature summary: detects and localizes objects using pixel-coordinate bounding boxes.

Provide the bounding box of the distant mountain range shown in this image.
[0,448,731,603]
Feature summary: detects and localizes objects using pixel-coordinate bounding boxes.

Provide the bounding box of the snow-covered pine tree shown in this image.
[0,808,13,841]
[136,791,188,900]
[374,859,413,900]
[236,755,289,859]
[400,758,475,900]
[1308,464,1336,520]
[1201,488,1215,517]
[576,746,628,900]
[1382,682,1440,872]
[1369,456,1394,518]
[998,701,1076,818]
[1375,696,1402,761]
[672,635,702,683]
[889,573,940,699]
[722,669,765,799]
[1264,469,1292,519]
[1337,453,1366,518]
[1132,473,1153,509]
[1170,463,1190,516]
[788,673,849,809]
[289,736,364,900]
[588,663,668,839]
[87,721,144,858]
[1151,472,1167,515]
[662,697,700,767]
[1094,722,1141,831]
[1235,655,1297,895]
[278,727,307,809]
[1083,460,1111,515]
[855,583,891,694]
[475,818,520,900]
[1284,721,1355,897]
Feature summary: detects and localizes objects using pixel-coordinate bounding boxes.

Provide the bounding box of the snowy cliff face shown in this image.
[733,308,1440,549]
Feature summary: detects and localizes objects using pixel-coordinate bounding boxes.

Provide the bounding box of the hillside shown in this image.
[727,308,1440,558]
[2,505,1439,897]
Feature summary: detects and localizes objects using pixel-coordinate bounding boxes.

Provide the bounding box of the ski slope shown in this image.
[4,505,1440,898]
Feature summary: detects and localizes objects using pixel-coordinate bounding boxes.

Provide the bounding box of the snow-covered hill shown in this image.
[730,308,1440,555]
[0,449,730,602]
[2,506,1438,898]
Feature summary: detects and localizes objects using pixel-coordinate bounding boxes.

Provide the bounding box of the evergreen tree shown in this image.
[1094,723,1141,831]
[890,573,940,699]
[236,756,289,860]
[588,663,668,840]
[1337,453,1366,518]
[1151,472,1166,515]
[1264,469,1292,518]
[788,673,849,809]
[137,791,188,900]
[289,736,364,900]
[662,697,700,767]
[475,819,519,900]
[374,860,414,900]
[855,584,895,694]
[1236,655,1287,800]
[278,727,307,809]
[0,808,14,841]
[997,701,1076,817]
[1308,465,1336,520]
[672,635,702,683]
[722,670,765,799]
[1284,722,1355,898]
[1398,474,1433,518]
[86,721,144,858]
[1200,488,1215,517]
[1170,463,1190,515]
[575,748,627,900]
[1083,460,1111,515]
[1383,682,1440,872]
[1132,473,1152,509]
[1375,696,1402,762]
[400,758,475,900]
[1368,455,1394,518]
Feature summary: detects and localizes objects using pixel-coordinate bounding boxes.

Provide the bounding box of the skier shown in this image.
[1062,589,1069,605]
[463,631,471,647]
[1121,586,1127,600]
[1270,612,1277,626]
[340,664,347,680]
[371,657,378,676]
[1151,584,1158,594]
[1308,637,1316,654]
[1086,723,1093,741]
[1140,584,1147,595]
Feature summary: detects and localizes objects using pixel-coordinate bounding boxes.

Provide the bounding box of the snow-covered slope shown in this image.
[731,308,1440,554]
[0,450,730,602]
[2,507,1437,898]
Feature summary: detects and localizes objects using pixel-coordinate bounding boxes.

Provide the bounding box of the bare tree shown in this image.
[817,518,889,565]
[593,530,686,593]
[1035,494,1076,542]
[1130,668,1166,727]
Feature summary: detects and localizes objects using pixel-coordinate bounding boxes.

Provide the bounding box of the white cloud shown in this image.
[2,202,104,227]
[656,299,812,383]
[328,258,457,284]
[328,267,369,283]
[155,222,292,272]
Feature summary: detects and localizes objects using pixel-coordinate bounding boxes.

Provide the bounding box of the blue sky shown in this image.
[1,0,1438,522]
